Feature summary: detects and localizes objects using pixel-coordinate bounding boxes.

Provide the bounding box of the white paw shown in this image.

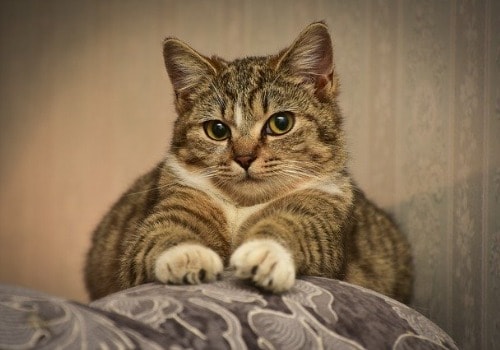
[230,239,295,293]
[154,243,223,285]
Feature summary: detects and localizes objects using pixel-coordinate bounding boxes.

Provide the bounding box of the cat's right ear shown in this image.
[163,38,218,106]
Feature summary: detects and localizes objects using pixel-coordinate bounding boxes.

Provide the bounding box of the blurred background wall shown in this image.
[0,1,498,348]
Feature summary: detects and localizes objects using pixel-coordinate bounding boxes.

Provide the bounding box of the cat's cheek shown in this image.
[230,239,296,293]
[154,243,224,285]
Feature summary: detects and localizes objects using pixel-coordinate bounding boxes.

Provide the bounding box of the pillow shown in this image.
[0,276,457,349]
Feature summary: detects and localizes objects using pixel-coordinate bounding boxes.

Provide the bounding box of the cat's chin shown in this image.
[216,175,291,206]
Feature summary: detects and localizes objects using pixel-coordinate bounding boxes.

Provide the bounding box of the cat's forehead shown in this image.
[218,57,272,94]
[204,57,277,126]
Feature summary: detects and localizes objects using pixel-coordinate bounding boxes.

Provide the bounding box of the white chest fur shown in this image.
[214,199,265,236]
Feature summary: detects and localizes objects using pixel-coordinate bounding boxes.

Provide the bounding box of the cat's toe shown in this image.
[155,243,223,285]
[230,239,295,293]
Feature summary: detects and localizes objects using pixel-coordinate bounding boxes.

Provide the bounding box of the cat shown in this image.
[84,21,413,303]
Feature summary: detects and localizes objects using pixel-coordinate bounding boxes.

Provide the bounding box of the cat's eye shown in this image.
[203,120,231,141]
[265,112,295,136]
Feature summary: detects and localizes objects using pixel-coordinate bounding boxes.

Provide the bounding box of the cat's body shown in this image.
[85,22,413,303]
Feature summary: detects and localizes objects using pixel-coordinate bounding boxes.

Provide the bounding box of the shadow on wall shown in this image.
[390,167,498,347]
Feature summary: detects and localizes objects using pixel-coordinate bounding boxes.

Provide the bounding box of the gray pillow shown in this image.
[0,276,457,349]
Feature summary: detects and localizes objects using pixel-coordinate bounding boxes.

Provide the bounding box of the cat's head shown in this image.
[163,22,346,206]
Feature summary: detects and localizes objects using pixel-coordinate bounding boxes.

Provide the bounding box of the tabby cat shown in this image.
[84,22,413,303]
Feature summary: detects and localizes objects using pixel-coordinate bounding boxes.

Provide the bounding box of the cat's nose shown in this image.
[234,155,256,170]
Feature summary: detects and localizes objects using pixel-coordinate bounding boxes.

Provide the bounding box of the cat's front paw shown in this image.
[230,239,295,293]
[154,243,223,285]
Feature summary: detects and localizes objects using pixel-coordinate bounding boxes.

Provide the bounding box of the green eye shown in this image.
[204,120,230,141]
[265,112,295,135]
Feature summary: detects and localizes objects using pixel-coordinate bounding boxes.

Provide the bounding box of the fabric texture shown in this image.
[0,276,457,349]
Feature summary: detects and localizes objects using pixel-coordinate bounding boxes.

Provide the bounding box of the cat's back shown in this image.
[84,162,168,298]
[346,190,413,303]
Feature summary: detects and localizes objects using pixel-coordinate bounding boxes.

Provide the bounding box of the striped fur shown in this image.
[85,22,413,303]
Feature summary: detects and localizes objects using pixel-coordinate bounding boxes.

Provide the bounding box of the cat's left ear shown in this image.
[275,21,338,99]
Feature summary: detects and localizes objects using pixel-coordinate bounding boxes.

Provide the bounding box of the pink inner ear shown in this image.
[315,73,332,91]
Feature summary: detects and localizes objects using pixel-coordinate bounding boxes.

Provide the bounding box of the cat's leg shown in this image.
[230,188,352,293]
[155,243,223,284]
[230,238,295,293]
[119,185,230,289]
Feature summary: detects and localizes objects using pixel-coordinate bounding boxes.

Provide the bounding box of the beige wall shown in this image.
[1,1,499,349]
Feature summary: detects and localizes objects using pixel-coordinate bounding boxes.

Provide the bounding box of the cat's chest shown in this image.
[213,197,266,237]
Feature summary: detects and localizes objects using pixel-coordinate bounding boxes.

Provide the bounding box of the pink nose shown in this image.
[234,155,256,170]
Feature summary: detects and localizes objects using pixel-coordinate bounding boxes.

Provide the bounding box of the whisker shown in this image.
[126,182,175,196]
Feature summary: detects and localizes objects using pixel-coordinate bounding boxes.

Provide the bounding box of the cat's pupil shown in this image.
[212,123,227,138]
[274,115,289,131]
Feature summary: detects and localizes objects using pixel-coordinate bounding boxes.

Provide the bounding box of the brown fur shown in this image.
[85,22,413,303]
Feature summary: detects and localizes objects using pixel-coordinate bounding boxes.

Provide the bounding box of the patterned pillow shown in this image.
[0,276,457,349]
